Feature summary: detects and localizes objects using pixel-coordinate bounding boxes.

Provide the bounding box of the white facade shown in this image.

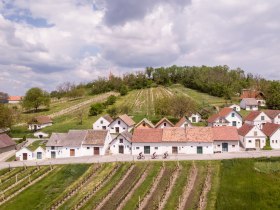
[33,147,46,160]
[131,142,213,155]
[213,141,239,153]
[257,99,266,107]
[34,131,49,138]
[16,147,33,161]
[46,146,83,159]
[271,115,280,124]
[110,135,132,155]
[240,99,258,111]
[188,113,201,123]
[209,110,242,128]
[109,119,133,134]
[28,123,52,131]
[93,116,111,130]
[229,104,241,112]
[239,126,266,149]
[270,129,280,149]
[245,112,272,129]
[208,118,229,127]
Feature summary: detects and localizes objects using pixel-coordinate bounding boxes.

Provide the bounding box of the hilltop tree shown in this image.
[22,88,50,112]
[266,81,280,110]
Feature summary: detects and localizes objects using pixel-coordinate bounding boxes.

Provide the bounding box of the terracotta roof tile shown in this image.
[262,123,280,137]
[264,110,280,119]
[155,118,174,128]
[244,111,261,121]
[84,130,108,145]
[30,116,53,125]
[238,124,254,136]
[185,127,213,142]
[240,90,265,99]
[162,127,186,142]
[0,134,16,148]
[135,118,155,129]
[8,96,22,101]
[132,129,163,143]
[175,117,192,127]
[103,115,113,123]
[212,127,239,141]
[118,114,135,126]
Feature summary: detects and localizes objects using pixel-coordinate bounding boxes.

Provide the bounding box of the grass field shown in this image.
[0,158,279,210]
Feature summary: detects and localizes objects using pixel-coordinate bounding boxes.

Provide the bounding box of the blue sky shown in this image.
[0,0,279,95]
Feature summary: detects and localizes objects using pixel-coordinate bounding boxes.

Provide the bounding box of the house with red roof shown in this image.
[262,123,280,149]
[0,133,16,153]
[187,113,201,123]
[155,117,174,129]
[7,96,22,104]
[240,89,266,107]
[108,114,135,134]
[264,110,280,124]
[131,126,240,155]
[135,118,155,129]
[175,117,192,128]
[93,115,113,130]
[244,111,272,129]
[238,124,266,150]
[28,116,53,131]
[207,107,242,128]
[109,131,132,154]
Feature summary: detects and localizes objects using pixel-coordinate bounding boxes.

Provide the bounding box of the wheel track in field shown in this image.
[150,88,155,115]
[138,165,165,209]
[177,163,198,210]
[94,164,135,210]
[198,165,212,210]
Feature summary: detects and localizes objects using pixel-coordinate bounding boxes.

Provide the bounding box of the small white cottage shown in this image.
[229,104,241,112]
[155,118,174,129]
[175,117,192,128]
[264,110,280,125]
[240,98,258,111]
[262,123,280,149]
[16,147,33,161]
[109,131,132,154]
[34,131,49,138]
[244,111,272,129]
[187,113,201,123]
[108,114,135,134]
[28,116,53,131]
[208,108,242,128]
[92,115,113,130]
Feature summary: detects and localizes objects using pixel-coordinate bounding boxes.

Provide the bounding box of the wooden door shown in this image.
[23,153,28,160]
[51,151,56,158]
[37,152,42,159]
[115,127,120,133]
[222,143,228,152]
[94,147,100,155]
[119,146,124,154]
[255,139,260,148]
[172,147,178,154]
[70,149,75,157]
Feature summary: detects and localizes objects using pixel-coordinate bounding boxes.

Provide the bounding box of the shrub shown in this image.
[119,85,128,96]
[105,95,117,106]
[89,103,105,116]
[107,106,118,118]
[263,137,272,150]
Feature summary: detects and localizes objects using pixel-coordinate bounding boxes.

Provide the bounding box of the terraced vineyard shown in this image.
[1,158,280,210]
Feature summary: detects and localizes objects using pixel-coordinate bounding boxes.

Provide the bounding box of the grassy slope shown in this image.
[216,158,280,210]
[27,140,46,150]
[0,164,90,210]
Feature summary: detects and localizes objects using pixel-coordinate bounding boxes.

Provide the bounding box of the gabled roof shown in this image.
[238,124,254,136]
[244,111,266,121]
[240,89,265,99]
[30,116,53,125]
[8,96,22,101]
[102,115,113,123]
[111,131,132,144]
[187,112,201,117]
[46,133,67,147]
[212,127,239,141]
[262,123,280,137]
[83,130,108,145]
[264,110,280,119]
[135,118,155,128]
[0,134,16,148]
[241,98,258,106]
[111,114,135,127]
[162,127,186,142]
[132,129,163,143]
[155,118,174,128]
[207,108,238,123]
[185,127,213,142]
[175,117,192,127]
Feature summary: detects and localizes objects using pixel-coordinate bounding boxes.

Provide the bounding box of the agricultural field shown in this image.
[0,158,279,210]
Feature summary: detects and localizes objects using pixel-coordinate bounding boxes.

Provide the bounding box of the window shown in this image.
[51,146,55,150]
[144,146,150,154]
[231,113,235,117]
[278,115,280,119]
[119,139,123,143]
[254,131,257,136]
[218,145,220,147]
[155,147,158,150]
[101,120,103,124]
[261,116,264,120]
[276,140,278,143]
[136,147,139,150]
[118,121,121,125]
[249,140,252,143]
[232,121,237,126]
[87,147,90,150]
[164,122,167,126]
[143,122,146,127]
[272,140,275,143]
[232,145,235,147]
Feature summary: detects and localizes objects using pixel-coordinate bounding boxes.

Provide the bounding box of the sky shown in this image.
[0,0,279,95]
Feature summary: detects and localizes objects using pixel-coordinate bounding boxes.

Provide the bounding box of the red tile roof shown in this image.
[162,127,186,142]
[118,114,135,126]
[238,124,254,136]
[8,96,22,101]
[135,118,155,129]
[103,115,113,123]
[212,127,239,141]
[240,89,265,99]
[207,108,234,123]
[132,129,163,143]
[264,110,280,119]
[175,117,191,127]
[155,118,174,128]
[262,123,280,137]
[30,116,53,125]
[244,111,261,121]
[185,127,213,142]
[0,134,16,148]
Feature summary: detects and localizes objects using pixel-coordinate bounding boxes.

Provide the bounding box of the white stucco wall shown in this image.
[110,136,132,155]
[272,115,280,124]
[213,141,239,153]
[240,126,266,149]
[270,129,280,149]
[109,119,132,133]
[188,114,201,123]
[245,112,272,129]
[229,105,241,112]
[224,111,243,128]
[28,123,52,130]
[16,148,33,161]
[34,132,49,138]
[93,117,110,130]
